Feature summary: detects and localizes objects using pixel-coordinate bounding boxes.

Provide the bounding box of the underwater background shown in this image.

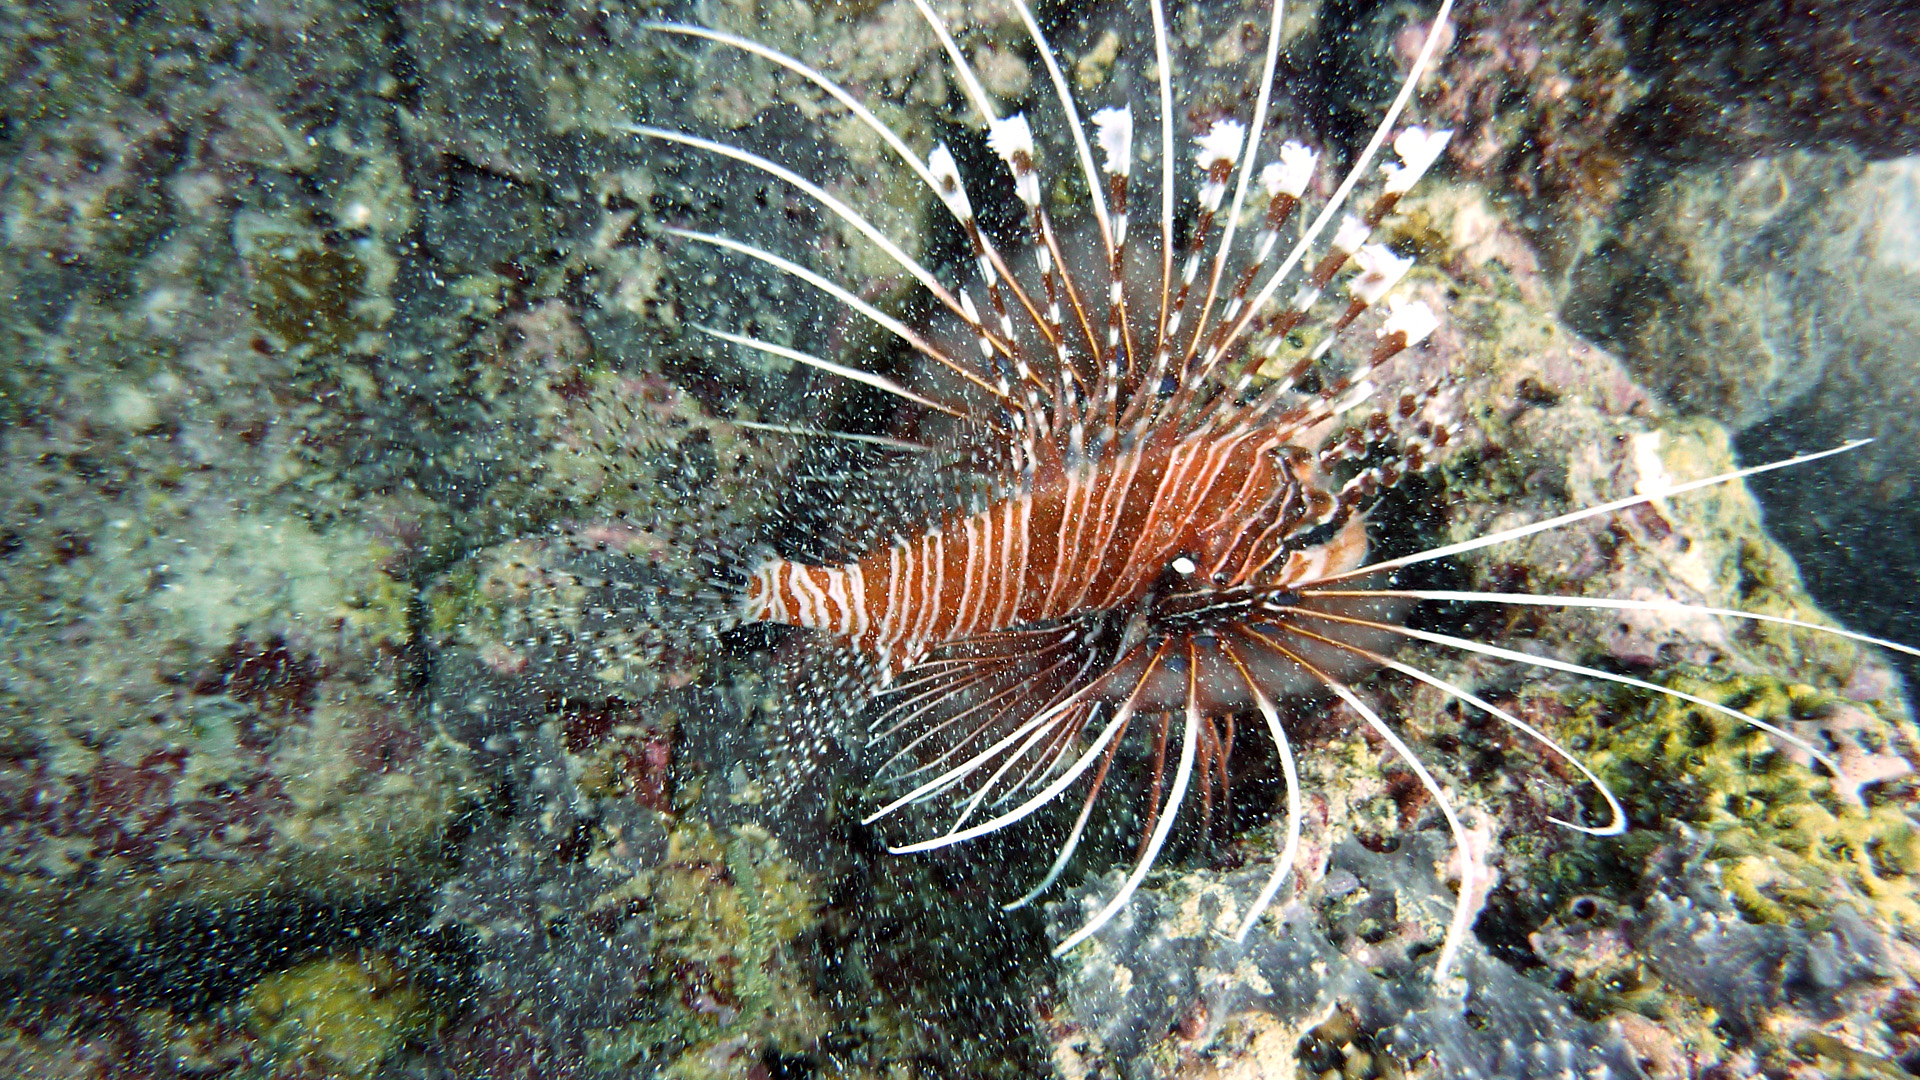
[2,0,1918,1076]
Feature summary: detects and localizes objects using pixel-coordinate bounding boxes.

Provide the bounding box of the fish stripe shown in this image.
[747,417,1350,675]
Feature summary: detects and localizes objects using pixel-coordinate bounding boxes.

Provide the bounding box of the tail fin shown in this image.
[482,521,739,697]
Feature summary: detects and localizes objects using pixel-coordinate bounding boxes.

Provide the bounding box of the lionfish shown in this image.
[616,0,1917,984]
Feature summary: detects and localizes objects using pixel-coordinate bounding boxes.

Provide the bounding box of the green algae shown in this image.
[1793,1031,1914,1079]
[584,819,827,1077]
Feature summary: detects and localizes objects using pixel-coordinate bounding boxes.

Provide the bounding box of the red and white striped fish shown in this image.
[625,0,1920,985]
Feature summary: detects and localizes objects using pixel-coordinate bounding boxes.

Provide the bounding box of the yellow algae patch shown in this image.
[1564,672,1920,932]
[245,950,426,1075]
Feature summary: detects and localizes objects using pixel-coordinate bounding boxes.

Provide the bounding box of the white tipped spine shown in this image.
[985,115,1032,162]
[1382,126,1454,194]
[988,114,1043,207]
[1216,0,1459,360]
[623,123,986,341]
[927,144,974,222]
[1350,244,1414,306]
[1004,0,1116,255]
[691,322,960,416]
[1331,214,1371,255]
[1258,161,1287,195]
[1093,106,1135,176]
[1196,119,1246,171]
[1265,140,1318,197]
[1381,296,1440,346]
[1194,119,1245,212]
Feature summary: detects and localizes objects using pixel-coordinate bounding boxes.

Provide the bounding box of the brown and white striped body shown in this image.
[743,423,1364,681]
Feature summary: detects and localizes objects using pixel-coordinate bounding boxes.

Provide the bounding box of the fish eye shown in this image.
[1171,556,1197,575]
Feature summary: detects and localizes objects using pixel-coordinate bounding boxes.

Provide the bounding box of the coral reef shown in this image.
[430,809,830,1078]
[1561,152,1870,431]
[1626,2,1920,165]
[1044,836,1646,1079]
[244,950,431,1075]
[1560,149,1920,693]
[1414,0,1920,700]
[1418,1,1920,276]
[1415,0,1646,273]
[1,0,1916,1078]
